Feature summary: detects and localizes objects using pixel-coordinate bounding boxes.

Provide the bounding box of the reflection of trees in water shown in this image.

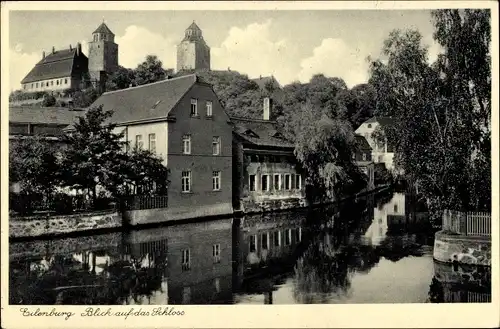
[9,244,168,305]
[293,225,382,303]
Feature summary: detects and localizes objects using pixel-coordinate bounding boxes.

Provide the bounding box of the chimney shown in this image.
[42,51,45,59]
[76,42,81,56]
[70,44,72,50]
[263,97,272,121]
[52,46,55,54]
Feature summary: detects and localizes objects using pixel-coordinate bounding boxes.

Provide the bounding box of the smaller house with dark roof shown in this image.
[21,43,89,93]
[231,103,306,213]
[88,74,233,224]
[354,134,375,189]
[355,116,396,171]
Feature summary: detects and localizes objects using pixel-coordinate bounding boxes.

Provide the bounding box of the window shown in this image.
[64,78,68,84]
[213,244,221,263]
[212,171,221,191]
[181,171,191,192]
[295,227,302,242]
[285,174,291,190]
[182,135,191,154]
[36,82,39,88]
[394,204,398,213]
[50,81,54,86]
[249,175,256,191]
[273,231,281,247]
[274,174,281,191]
[378,155,383,162]
[206,101,213,117]
[148,133,156,153]
[212,137,221,155]
[261,174,269,191]
[181,249,190,271]
[295,174,302,190]
[135,135,143,149]
[190,98,198,116]
[285,229,292,246]
[46,82,49,87]
[368,124,372,128]
[261,233,269,250]
[31,83,33,88]
[362,153,367,161]
[93,34,98,42]
[249,235,257,252]
[56,80,59,85]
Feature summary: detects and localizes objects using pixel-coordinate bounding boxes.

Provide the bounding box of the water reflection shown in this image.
[9,190,490,304]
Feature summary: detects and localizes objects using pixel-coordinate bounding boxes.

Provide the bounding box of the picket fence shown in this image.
[442,209,491,236]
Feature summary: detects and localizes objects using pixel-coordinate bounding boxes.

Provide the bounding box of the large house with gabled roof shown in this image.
[88,74,233,224]
[20,43,89,93]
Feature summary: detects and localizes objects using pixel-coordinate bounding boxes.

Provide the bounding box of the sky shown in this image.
[8,10,442,91]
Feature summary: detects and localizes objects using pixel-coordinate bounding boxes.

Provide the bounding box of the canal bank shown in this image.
[10,185,391,239]
[433,210,491,266]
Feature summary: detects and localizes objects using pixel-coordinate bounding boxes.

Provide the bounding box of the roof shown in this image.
[355,134,372,151]
[187,21,202,32]
[21,48,85,84]
[252,76,282,90]
[9,106,85,125]
[364,116,394,126]
[231,116,294,149]
[93,22,114,35]
[90,74,199,124]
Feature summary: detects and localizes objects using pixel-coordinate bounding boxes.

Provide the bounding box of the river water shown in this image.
[9,190,491,305]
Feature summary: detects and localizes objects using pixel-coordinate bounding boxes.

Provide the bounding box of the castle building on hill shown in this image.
[20,43,89,92]
[176,21,211,72]
[20,21,118,94]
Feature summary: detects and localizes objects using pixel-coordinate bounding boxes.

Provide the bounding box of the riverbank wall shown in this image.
[9,210,121,239]
[10,184,391,239]
[433,231,491,266]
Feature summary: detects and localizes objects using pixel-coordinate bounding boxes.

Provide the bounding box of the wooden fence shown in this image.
[121,195,168,211]
[442,209,491,236]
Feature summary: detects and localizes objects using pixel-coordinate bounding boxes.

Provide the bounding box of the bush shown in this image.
[50,193,74,214]
[41,94,57,107]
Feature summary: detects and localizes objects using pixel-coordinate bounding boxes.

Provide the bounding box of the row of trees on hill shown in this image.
[9,106,169,214]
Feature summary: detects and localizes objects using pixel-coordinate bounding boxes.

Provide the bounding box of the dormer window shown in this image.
[272,131,285,139]
[243,129,259,138]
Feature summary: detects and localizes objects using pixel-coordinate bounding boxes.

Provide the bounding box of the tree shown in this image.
[59,105,126,204]
[133,55,167,86]
[106,66,136,91]
[72,87,100,108]
[291,104,366,203]
[368,9,491,218]
[120,147,170,195]
[9,136,60,196]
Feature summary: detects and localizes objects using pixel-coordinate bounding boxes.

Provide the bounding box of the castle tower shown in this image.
[88,21,119,92]
[176,21,210,72]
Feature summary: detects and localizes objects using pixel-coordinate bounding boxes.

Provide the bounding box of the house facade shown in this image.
[90,74,233,224]
[355,117,395,171]
[231,104,306,213]
[354,134,375,189]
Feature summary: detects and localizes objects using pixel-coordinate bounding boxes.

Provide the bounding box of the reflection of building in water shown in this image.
[125,218,234,305]
[239,213,304,268]
[363,192,408,245]
[432,261,491,303]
